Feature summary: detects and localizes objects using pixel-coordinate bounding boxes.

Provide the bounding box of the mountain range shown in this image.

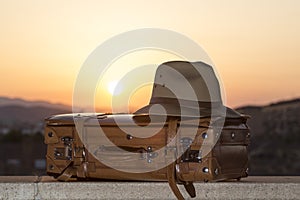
[237,98,300,175]
[0,97,70,110]
[0,97,71,128]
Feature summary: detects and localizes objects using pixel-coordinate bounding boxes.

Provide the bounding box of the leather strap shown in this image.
[167,162,184,200]
[166,118,185,200]
[183,182,196,198]
[57,162,75,182]
[166,118,197,199]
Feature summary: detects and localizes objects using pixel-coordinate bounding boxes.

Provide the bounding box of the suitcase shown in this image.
[44,61,250,199]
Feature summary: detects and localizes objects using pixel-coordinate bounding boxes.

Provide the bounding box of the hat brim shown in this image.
[133,103,240,119]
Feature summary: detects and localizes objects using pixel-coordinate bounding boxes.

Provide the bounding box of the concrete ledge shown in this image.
[0,176,299,199]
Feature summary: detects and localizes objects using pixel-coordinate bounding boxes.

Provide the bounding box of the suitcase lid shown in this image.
[45,113,167,126]
[45,110,245,127]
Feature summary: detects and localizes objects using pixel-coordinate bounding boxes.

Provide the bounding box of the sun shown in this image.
[108,81,117,95]
[108,80,123,95]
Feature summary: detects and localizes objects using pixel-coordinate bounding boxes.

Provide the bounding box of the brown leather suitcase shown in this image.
[44,61,250,199]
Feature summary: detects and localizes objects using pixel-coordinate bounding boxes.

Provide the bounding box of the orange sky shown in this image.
[0,0,299,112]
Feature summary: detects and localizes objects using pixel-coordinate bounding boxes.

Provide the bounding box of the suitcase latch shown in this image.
[180,137,201,163]
[145,146,158,163]
[139,146,158,163]
[53,136,74,160]
[54,147,72,160]
[61,136,74,145]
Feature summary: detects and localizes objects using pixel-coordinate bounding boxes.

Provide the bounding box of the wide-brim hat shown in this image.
[134,61,241,118]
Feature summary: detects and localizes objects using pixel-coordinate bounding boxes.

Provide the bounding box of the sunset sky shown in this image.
[0,0,299,112]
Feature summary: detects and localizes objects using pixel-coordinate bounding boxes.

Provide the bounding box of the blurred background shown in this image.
[0,0,299,176]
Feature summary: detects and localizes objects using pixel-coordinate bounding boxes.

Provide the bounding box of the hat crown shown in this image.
[150,61,222,104]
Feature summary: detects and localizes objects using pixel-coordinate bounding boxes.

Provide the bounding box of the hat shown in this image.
[134,61,240,118]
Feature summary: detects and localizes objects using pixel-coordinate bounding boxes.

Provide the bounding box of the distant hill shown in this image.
[236,98,300,136]
[0,97,71,128]
[236,98,300,175]
[0,96,70,110]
